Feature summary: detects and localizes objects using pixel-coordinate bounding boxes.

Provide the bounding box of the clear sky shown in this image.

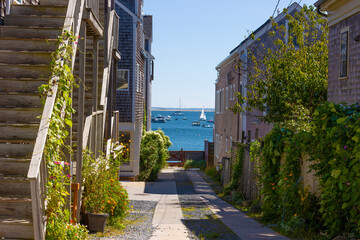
[143,0,316,109]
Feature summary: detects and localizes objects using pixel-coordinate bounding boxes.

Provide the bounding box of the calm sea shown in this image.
[151,110,214,151]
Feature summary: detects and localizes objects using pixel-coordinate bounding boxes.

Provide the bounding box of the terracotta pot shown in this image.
[87,213,109,232]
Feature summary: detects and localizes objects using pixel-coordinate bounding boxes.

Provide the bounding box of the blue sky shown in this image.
[143,0,316,109]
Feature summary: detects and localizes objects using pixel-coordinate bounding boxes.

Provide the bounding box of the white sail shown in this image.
[199,107,206,121]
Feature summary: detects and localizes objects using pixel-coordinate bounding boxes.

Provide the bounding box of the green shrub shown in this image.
[139,130,171,181]
[205,166,221,183]
[82,148,129,219]
[184,160,206,170]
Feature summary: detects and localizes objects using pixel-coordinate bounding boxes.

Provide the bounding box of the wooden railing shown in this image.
[100,10,119,136]
[86,0,99,19]
[27,0,86,239]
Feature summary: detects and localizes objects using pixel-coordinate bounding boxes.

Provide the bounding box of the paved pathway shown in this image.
[122,168,288,240]
[186,170,288,240]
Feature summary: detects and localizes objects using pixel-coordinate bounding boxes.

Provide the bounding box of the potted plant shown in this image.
[81,143,130,232]
[82,152,110,232]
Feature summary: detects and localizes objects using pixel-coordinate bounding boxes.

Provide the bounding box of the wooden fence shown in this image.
[167,149,205,167]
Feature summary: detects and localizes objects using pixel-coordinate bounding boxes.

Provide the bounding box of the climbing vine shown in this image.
[38,30,87,239]
[224,143,245,193]
[260,126,320,235]
[305,102,360,237]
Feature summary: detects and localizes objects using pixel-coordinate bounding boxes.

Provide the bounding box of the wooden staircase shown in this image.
[0,1,67,239]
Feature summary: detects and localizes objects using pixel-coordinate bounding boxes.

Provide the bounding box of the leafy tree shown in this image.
[233,5,328,130]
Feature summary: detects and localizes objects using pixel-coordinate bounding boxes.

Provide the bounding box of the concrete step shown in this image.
[5,15,65,28]
[0,195,32,217]
[10,5,66,16]
[0,64,51,78]
[0,143,34,157]
[0,38,57,51]
[0,93,42,108]
[0,78,48,93]
[0,158,31,176]
[0,123,38,141]
[0,176,30,196]
[0,50,52,65]
[0,216,34,239]
[0,26,62,39]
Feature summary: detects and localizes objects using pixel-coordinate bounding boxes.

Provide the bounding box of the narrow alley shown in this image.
[118,168,288,240]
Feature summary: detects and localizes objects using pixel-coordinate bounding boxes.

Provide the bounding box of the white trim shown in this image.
[114,0,142,23]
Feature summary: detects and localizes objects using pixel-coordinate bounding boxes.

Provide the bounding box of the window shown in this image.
[116,69,129,90]
[215,90,220,114]
[226,87,228,109]
[226,71,232,85]
[225,137,228,153]
[340,29,348,78]
[233,84,236,100]
[145,39,150,52]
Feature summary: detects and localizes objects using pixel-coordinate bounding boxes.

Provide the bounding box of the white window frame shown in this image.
[136,64,140,92]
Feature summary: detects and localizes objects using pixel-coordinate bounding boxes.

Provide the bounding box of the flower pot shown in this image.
[87,213,109,232]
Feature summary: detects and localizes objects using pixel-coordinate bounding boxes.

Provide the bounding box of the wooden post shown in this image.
[75,21,86,223]
[71,183,80,223]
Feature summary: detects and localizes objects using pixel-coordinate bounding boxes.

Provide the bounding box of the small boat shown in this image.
[207,117,214,123]
[192,121,200,126]
[199,107,206,121]
[172,111,184,116]
[182,117,188,120]
[165,115,172,121]
[202,124,213,128]
[151,116,166,123]
[175,117,179,120]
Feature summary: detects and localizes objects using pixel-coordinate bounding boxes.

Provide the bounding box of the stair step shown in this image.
[0,26,62,39]
[0,143,34,157]
[0,216,34,239]
[0,195,32,217]
[0,176,30,196]
[0,64,51,78]
[0,93,42,108]
[0,50,52,65]
[5,15,65,28]
[0,108,41,124]
[0,38,57,51]
[0,78,48,93]
[0,123,38,141]
[40,0,69,5]
[0,158,31,176]
[10,5,67,16]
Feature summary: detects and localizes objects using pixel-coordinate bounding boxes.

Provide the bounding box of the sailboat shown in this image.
[199,107,206,121]
[172,98,184,116]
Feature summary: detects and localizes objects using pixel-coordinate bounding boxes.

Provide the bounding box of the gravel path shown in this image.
[174,170,241,240]
[93,200,157,240]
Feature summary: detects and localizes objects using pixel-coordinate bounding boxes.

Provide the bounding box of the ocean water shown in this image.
[151,110,214,151]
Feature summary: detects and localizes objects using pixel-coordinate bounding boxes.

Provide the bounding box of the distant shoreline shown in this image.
[152,108,215,112]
